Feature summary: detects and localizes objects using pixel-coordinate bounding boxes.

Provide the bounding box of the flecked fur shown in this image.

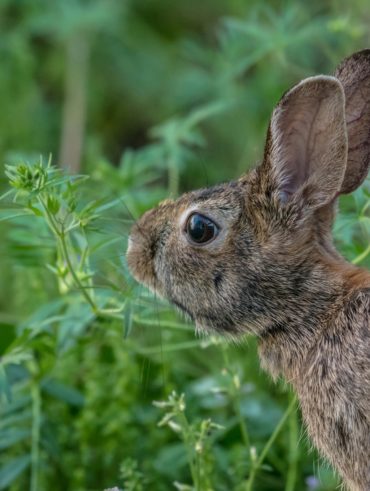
[127,50,370,490]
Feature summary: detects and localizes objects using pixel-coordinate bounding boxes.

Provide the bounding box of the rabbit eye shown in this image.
[186,213,218,244]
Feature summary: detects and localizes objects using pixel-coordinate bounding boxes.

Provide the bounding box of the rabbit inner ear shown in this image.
[265,76,347,207]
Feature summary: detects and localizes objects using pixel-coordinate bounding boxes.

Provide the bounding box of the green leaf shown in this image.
[1,346,33,366]
[1,394,32,417]
[46,195,60,215]
[27,203,43,217]
[41,379,84,407]
[0,212,33,222]
[0,365,11,402]
[0,429,31,450]
[57,302,95,352]
[0,410,32,430]
[0,455,31,490]
[0,189,15,201]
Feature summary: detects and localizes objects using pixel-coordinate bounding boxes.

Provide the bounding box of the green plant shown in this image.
[1,142,369,491]
[154,390,223,490]
[0,2,369,490]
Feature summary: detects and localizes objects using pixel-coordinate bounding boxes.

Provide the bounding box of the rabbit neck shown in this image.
[257,257,369,381]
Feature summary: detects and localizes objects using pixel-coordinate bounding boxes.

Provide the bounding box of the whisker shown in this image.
[98,216,135,225]
[153,290,167,391]
[112,192,151,242]
[112,191,138,224]
[199,156,210,187]
[100,190,153,244]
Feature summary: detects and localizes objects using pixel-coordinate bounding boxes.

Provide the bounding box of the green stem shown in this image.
[38,196,61,238]
[30,381,41,491]
[133,317,192,330]
[59,229,97,312]
[246,396,297,491]
[222,347,251,450]
[196,453,202,491]
[285,395,299,491]
[137,340,206,355]
[235,392,250,450]
[38,195,98,312]
[178,412,199,489]
[352,243,370,265]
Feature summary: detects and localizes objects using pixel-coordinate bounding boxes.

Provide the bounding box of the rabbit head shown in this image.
[127,50,370,338]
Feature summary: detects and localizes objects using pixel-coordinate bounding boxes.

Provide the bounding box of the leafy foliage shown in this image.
[0,1,369,491]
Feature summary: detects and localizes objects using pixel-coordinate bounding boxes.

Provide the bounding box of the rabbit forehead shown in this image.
[176,181,244,219]
[177,201,241,229]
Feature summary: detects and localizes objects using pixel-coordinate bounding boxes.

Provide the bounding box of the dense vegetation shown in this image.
[0,1,369,490]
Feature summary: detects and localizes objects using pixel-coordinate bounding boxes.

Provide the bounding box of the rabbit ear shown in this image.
[260,76,347,208]
[335,50,370,194]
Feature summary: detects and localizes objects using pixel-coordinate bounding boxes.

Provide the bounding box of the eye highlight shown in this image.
[185,213,219,244]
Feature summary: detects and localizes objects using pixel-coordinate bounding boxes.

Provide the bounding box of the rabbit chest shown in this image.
[294,288,370,490]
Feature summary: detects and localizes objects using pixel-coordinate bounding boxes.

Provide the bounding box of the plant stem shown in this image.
[59,229,98,312]
[38,196,61,238]
[246,396,297,491]
[285,394,299,491]
[222,347,251,450]
[235,391,250,450]
[30,380,41,491]
[178,412,199,489]
[38,195,98,312]
[352,243,370,264]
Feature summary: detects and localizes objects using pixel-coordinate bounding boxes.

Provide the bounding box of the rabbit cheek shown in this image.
[156,251,215,326]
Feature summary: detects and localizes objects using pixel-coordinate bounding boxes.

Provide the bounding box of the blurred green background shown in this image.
[0,1,370,490]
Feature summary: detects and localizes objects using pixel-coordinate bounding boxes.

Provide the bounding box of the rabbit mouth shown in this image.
[170,298,195,321]
[196,318,239,335]
[172,302,241,336]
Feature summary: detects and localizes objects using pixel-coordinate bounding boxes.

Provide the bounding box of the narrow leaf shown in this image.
[0,455,31,490]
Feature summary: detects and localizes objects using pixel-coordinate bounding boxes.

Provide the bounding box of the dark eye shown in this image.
[186,213,218,244]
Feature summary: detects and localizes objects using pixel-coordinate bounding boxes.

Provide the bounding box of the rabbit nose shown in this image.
[126,221,150,257]
[128,211,156,251]
[126,236,134,255]
[126,212,160,287]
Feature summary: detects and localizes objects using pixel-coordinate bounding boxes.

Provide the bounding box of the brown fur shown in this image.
[127,50,370,490]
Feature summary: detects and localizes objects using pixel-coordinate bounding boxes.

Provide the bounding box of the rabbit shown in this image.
[127,50,370,491]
